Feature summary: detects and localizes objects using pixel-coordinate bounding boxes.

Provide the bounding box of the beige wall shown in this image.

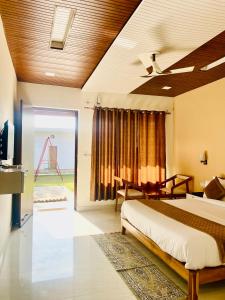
[174,78,225,191]
[0,17,17,256]
[18,82,174,210]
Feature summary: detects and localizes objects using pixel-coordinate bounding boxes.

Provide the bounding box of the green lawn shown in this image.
[34,175,74,192]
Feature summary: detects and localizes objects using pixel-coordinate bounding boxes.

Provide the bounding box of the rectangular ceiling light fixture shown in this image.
[200,56,225,71]
[50,6,76,50]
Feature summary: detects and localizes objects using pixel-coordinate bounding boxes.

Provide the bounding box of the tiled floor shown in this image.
[0,201,225,300]
[0,202,135,300]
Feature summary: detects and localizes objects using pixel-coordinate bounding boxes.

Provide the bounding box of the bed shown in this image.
[121,195,225,300]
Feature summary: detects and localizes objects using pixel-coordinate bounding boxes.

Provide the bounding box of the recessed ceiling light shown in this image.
[50,6,76,50]
[200,56,225,71]
[162,86,172,90]
[45,72,55,77]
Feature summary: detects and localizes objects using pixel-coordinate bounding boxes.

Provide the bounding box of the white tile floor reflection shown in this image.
[0,203,135,300]
[1,199,225,300]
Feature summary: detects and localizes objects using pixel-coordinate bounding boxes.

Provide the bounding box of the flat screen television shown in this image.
[0,120,14,160]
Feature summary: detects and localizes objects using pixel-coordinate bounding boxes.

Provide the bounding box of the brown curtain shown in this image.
[90,108,116,201]
[138,111,166,185]
[90,108,166,201]
[116,110,139,184]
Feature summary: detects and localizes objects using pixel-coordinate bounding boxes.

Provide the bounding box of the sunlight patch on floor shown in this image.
[33,209,103,239]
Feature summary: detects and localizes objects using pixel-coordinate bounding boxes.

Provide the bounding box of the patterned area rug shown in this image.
[33,186,67,203]
[93,233,186,300]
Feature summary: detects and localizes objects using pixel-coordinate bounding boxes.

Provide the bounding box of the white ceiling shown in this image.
[83,0,225,94]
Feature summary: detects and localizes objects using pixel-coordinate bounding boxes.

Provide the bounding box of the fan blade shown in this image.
[200,66,208,71]
[137,53,152,69]
[200,56,225,71]
[153,24,195,54]
[168,66,195,74]
[132,58,142,65]
[140,66,194,78]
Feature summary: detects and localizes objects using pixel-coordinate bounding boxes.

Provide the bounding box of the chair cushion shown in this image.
[117,189,143,197]
[160,186,186,194]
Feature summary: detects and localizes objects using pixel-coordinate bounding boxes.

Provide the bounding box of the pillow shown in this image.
[202,180,210,198]
[218,178,225,201]
[218,177,225,188]
[204,177,225,200]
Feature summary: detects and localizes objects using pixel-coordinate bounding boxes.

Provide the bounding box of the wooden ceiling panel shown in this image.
[0,0,142,88]
[132,30,225,97]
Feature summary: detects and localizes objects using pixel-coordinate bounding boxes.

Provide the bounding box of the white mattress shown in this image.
[121,195,225,270]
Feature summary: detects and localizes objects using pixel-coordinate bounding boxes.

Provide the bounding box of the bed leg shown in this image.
[188,270,199,300]
[121,226,126,235]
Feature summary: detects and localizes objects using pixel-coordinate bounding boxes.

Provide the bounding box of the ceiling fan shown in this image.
[139,51,195,78]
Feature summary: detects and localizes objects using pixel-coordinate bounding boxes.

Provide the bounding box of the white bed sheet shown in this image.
[121,195,225,270]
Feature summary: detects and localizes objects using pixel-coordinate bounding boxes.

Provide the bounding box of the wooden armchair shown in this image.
[114,176,145,211]
[158,174,193,199]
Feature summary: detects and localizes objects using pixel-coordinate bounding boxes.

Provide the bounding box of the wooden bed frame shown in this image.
[121,218,225,300]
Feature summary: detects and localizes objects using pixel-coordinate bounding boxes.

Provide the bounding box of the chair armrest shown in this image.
[114,176,124,194]
[114,176,123,184]
[158,175,177,187]
[171,178,191,192]
[123,180,145,195]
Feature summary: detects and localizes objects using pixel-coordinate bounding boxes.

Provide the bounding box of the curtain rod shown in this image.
[83,106,171,115]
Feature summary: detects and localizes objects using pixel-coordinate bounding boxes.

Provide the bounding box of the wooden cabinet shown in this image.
[0,168,24,194]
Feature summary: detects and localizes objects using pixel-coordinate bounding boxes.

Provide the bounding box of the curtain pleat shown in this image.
[133,111,138,184]
[90,108,166,201]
